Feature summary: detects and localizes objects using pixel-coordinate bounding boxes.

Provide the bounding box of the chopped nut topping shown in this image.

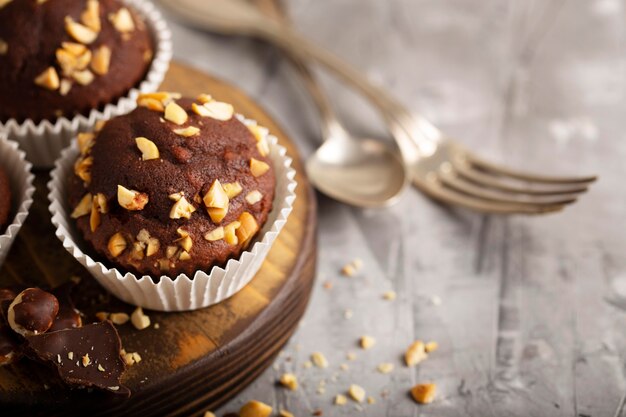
[203,180,229,209]
[250,158,270,177]
[77,132,95,155]
[311,352,329,368]
[81,0,101,32]
[236,212,259,247]
[68,351,74,360]
[117,185,148,211]
[109,7,135,33]
[95,312,109,322]
[172,126,200,137]
[239,400,272,417]
[146,238,160,257]
[170,195,196,219]
[410,383,436,404]
[74,156,93,183]
[130,307,150,330]
[200,101,234,121]
[197,93,212,104]
[165,246,178,259]
[245,190,262,205]
[0,0,11,10]
[71,194,92,218]
[405,340,427,366]
[82,354,91,367]
[75,49,92,70]
[177,236,193,252]
[65,17,98,44]
[335,394,348,405]
[257,139,270,157]
[98,364,105,372]
[224,221,241,245]
[56,49,78,76]
[279,373,298,391]
[137,96,164,111]
[346,351,357,361]
[34,67,60,90]
[122,351,142,366]
[135,137,159,160]
[425,341,438,353]
[62,42,87,56]
[91,45,111,75]
[348,384,366,403]
[383,290,397,300]
[164,101,188,125]
[247,124,268,142]
[377,362,394,374]
[94,193,108,213]
[73,69,94,86]
[278,411,294,417]
[107,232,127,257]
[109,312,129,325]
[223,182,243,199]
[367,396,376,405]
[179,251,191,261]
[0,38,7,55]
[89,193,107,232]
[94,120,107,131]
[204,227,224,242]
[191,102,211,117]
[359,335,376,350]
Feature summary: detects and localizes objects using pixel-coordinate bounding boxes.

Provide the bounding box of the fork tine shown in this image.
[465,153,597,184]
[454,163,590,195]
[413,177,567,215]
[439,173,579,207]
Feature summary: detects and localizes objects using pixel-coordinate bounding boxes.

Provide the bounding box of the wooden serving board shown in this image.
[0,62,317,416]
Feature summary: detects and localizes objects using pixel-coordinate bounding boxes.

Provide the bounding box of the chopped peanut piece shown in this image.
[405,340,428,367]
[201,101,234,121]
[107,232,127,257]
[203,180,229,209]
[95,311,109,322]
[311,352,329,368]
[360,335,376,350]
[65,17,98,44]
[91,45,111,75]
[179,251,191,261]
[117,185,149,210]
[89,193,107,232]
[137,97,164,111]
[191,102,211,117]
[204,227,224,242]
[247,124,268,142]
[62,42,87,56]
[109,7,135,33]
[278,411,294,417]
[71,194,92,218]
[367,396,376,404]
[135,137,159,160]
[223,182,243,199]
[348,384,366,403]
[170,195,196,219]
[383,290,397,300]
[81,0,101,31]
[74,156,93,183]
[56,48,78,76]
[73,69,94,86]
[279,373,298,391]
[172,126,200,137]
[411,383,436,404]
[164,101,187,125]
[250,158,270,177]
[240,401,272,417]
[197,93,212,104]
[335,394,348,406]
[77,132,95,155]
[82,354,91,367]
[377,362,394,374]
[34,67,60,90]
[223,221,240,245]
[59,79,72,96]
[130,307,150,330]
[236,212,259,246]
[109,312,129,325]
[245,190,262,205]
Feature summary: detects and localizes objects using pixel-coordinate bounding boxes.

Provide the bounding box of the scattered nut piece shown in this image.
[245,190,262,205]
[98,364,105,372]
[223,182,243,199]
[71,194,92,218]
[95,312,109,322]
[250,158,270,177]
[91,45,111,75]
[201,101,234,121]
[172,126,200,137]
[81,0,101,32]
[348,384,366,403]
[94,120,107,131]
[383,290,397,301]
[108,232,127,257]
[123,351,142,366]
[278,410,294,417]
[339,363,349,371]
[247,124,268,142]
[65,17,98,44]
[164,101,188,125]
[425,341,438,353]
[90,192,107,232]
[109,312,129,325]
[62,42,87,56]
[204,227,224,242]
[117,185,149,210]
[240,400,272,417]
[236,212,259,247]
[135,137,159,160]
[68,352,74,360]
[405,340,428,367]
[109,7,135,33]
[74,156,93,184]
[82,354,91,367]
[59,79,72,96]
[311,352,329,368]
[34,67,60,90]
[0,0,11,9]
[377,362,394,374]
[279,373,298,391]
[346,351,357,361]
[191,102,211,117]
[77,132,95,155]
[360,335,376,350]
[303,360,313,369]
[72,69,94,86]
[7,288,59,337]
[203,412,215,417]
[130,307,150,330]
[203,180,229,209]
[197,93,212,104]
[137,96,164,111]
[223,221,240,245]
[341,258,363,277]
[410,383,436,404]
[335,394,347,405]
[170,195,196,219]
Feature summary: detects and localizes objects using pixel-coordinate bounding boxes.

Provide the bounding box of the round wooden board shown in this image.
[0,62,318,416]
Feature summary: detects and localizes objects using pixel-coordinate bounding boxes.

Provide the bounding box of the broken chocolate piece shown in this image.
[49,283,83,332]
[8,288,59,337]
[26,321,129,395]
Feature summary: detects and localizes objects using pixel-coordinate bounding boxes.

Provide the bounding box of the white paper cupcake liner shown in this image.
[48,116,297,311]
[0,0,172,168]
[0,135,35,267]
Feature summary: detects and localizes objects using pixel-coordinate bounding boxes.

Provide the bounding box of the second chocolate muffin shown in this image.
[68,92,276,277]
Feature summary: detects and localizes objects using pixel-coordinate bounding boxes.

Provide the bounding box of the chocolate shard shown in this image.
[49,283,83,332]
[26,321,130,396]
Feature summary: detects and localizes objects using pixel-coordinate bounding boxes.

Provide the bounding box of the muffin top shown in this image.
[68,92,276,277]
[0,0,153,122]
[0,166,10,231]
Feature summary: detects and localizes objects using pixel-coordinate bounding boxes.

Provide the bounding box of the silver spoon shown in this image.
[161,0,407,208]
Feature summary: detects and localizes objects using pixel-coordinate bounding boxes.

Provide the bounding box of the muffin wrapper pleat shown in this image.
[0,135,35,267]
[48,117,297,312]
[0,0,173,168]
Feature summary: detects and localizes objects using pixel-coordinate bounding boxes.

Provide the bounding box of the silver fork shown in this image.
[161,0,597,214]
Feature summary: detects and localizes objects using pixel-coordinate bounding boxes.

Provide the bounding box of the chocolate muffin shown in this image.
[68,92,276,277]
[0,0,153,122]
[0,166,10,231]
